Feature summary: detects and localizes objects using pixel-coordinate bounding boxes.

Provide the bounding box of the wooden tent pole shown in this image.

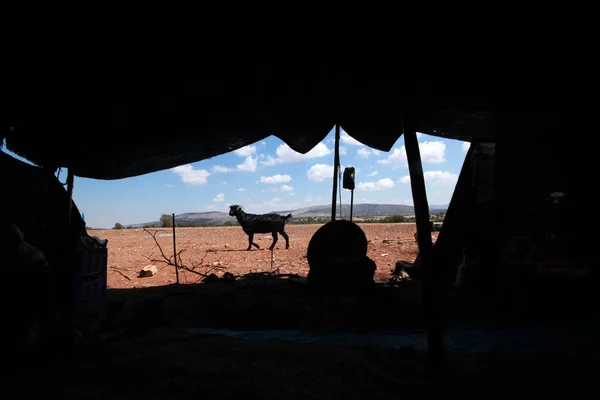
[172,213,179,284]
[403,115,446,381]
[330,124,341,221]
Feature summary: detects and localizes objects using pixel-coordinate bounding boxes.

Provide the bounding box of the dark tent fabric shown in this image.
[4,63,572,180]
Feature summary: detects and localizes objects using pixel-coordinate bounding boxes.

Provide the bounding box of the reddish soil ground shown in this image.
[89,223,437,289]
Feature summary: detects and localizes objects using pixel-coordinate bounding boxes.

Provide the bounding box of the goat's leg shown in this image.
[247,233,260,250]
[269,232,278,250]
[280,230,290,249]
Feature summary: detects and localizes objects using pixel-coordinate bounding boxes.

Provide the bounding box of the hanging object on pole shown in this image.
[343,167,355,190]
[343,167,356,221]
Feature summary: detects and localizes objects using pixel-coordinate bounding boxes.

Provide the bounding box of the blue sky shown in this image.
[4,129,470,229]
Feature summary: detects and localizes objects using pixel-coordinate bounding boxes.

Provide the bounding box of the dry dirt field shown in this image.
[89,223,436,289]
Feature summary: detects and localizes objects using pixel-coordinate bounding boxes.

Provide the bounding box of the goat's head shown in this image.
[229,204,244,217]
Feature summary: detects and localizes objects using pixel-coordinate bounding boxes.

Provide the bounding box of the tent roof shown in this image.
[4,67,565,180]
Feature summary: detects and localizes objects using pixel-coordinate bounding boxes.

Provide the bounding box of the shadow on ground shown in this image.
[6,272,599,399]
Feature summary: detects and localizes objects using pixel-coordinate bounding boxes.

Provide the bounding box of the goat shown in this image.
[228,205,292,251]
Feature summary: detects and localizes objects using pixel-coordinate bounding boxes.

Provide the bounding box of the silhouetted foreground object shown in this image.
[307,220,376,290]
[394,257,423,279]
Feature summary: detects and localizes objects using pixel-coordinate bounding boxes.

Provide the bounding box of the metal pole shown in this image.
[339,168,343,219]
[172,213,179,284]
[350,189,354,222]
[331,124,340,221]
[403,114,445,381]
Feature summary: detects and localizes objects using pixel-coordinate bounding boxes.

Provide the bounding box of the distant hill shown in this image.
[128,203,448,228]
[127,211,233,228]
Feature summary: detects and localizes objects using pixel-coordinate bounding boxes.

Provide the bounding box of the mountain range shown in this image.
[127,203,449,228]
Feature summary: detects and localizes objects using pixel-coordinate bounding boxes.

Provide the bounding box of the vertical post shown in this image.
[66,169,74,228]
[403,115,445,382]
[331,124,341,221]
[172,213,179,284]
[339,169,343,219]
[350,189,354,222]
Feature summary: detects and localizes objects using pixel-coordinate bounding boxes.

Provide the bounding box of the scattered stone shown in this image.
[139,264,158,277]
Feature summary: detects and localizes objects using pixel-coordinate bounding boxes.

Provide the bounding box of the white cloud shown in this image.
[304,195,323,202]
[259,174,292,184]
[275,142,331,163]
[238,188,245,192]
[247,198,301,213]
[367,171,379,177]
[378,141,446,166]
[340,131,363,146]
[357,147,380,159]
[205,204,217,210]
[307,164,334,182]
[233,145,257,157]
[260,155,277,166]
[213,193,225,202]
[378,147,406,166]
[237,156,257,172]
[419,141,446,164]
[261,184,295,193]
[357,178,395,191]
[163,183,175,187]
[357,148,371,158]
[398,170,458,186]
[424,170,459,185]
[212,165,232,173]
[171,164,210,185]
[462,141,471,153]
[339,146,347,156]
[398,175,411,184]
